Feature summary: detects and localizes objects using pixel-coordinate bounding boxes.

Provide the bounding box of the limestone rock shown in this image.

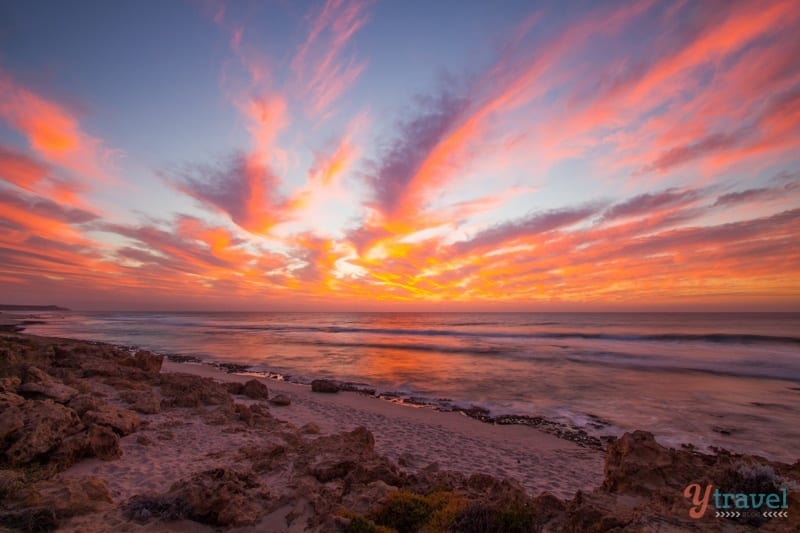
[603,430,708,495]
[269,394,291,406]
[160,373,232,408]
[120,350,163,375]
[52,423,122,468]
[18,380,79,403]
[22,366,52,383]
[124,468,270,528]
[311,379,339,393]
[0,407,25,446]
[67,394,101,416]
[224,382,244,395]
[4,400,83,465]
[0,391,25,410]
[0,376,21,392]
[23,476,113,518]
[83,404,141,436]
[241,378,269,400]
[120,388,162,414]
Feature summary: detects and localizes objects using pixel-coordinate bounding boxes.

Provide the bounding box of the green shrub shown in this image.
[454,498,541,533]
[373,491,435,533]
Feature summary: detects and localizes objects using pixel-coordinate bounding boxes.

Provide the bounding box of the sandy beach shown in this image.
[141,360,603,498]
[1,331,798,532]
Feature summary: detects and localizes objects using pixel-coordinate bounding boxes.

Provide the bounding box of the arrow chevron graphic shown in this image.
[715,510,741,518]
[762,510,789,518]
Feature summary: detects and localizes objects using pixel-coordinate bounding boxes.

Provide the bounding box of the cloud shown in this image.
[454,203,603,254]
[291,0,371,117]
[171,152,286,234]
[0,186,97,225]
[640,132,745,173]
[0,70,115,182]
[602,187,702,221]
[366,91,469,217]
[713,179,799,207]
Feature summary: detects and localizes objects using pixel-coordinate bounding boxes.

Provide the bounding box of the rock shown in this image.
[235,403,273,427]
[0,408,25,447]
[0,391,25,410]
[341,480,398,516]
[18,380,79,403]
[83,404,141,436]
[120,350,163,374]
[167,468,269,526]
[241,379,269,400]
[67,394,101,416]
[398,452,421,468]
[269,394,291,406]
[603,430,707,496]
[15,365,79,403]
[311,379,339,393]
[51,424,121,468]
[224,382,244,395]
[299,427,403,487]
[160,373,233,408]
[0,376,21,392]
[4,400,83,465]
[22,477,113,518]
[0,507,58,532]
[136,434,153,446]
[0,469,25,499]
[22,366,52,383]
[120,388,162,414]
[300,422,321,434]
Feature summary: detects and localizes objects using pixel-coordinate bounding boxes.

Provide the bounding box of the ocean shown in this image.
[22,311,800,462]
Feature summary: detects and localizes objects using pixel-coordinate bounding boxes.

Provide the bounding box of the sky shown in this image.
[0,0,798,312]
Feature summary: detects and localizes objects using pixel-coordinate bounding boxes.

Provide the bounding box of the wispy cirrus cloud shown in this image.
[291,0,371,118]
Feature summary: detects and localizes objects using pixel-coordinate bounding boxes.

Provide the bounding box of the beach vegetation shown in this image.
[453,498,542,533]
[365,490,467,532]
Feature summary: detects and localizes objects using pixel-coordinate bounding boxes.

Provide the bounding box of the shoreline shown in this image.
[6,316,611,451]
[162,353,610,451]
[1,330,798,530]
[158,358,605,498]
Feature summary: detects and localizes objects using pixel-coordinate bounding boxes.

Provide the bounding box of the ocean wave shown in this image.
[217,323,800,345]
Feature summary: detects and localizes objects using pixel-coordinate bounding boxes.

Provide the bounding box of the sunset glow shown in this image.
[0,0,799,310]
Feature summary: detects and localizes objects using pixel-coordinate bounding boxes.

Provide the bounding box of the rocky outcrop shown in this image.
[223,381,244,395]
[3,400,83,465]
[3,334,799,532]
[119,350,163,375]
[603,430,710,495]
[120,388,162,414]
[0,391,25,410]
[311,379,339,393]
[52,423,122,467]
[17,381,78,403]
[241,378,269,400]
[160,373,233,408]
[125,469,270,527]
[16,365,79,403]
[83,404,141,436]
[0,377,21,392]
[0,477,112,531]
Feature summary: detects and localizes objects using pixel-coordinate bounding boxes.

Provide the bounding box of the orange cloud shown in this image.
[0,70,114,183]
